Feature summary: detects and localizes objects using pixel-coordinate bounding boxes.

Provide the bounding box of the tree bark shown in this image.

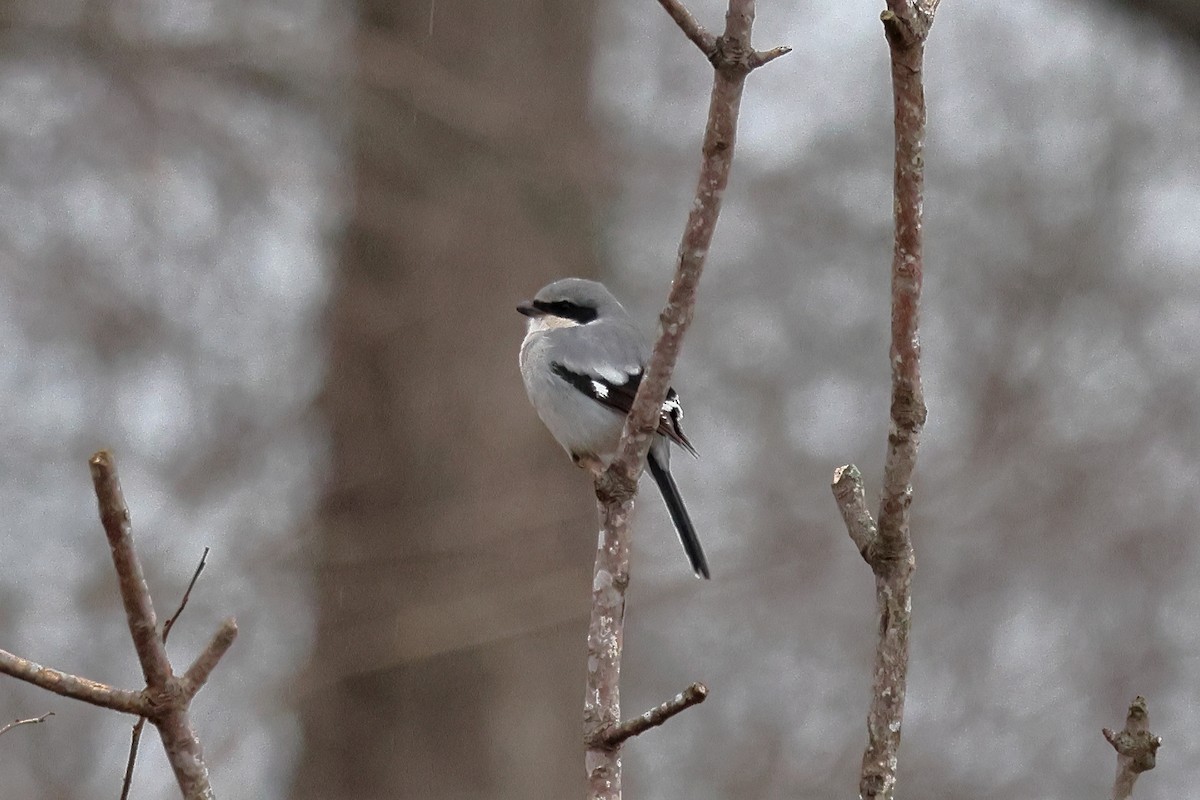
[291,1,604,797]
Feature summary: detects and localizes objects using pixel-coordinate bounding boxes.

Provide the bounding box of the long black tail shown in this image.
[646,450,710,579]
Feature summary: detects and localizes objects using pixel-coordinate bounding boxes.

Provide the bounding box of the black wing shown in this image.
[550,362,697,456]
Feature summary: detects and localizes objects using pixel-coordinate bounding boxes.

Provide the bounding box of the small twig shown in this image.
[119,720,146,800]
[163,548,210,644]
[180,618,239,700]
[831,465,877,559]
[0,712,54,739]
[122,546,211,800]
[1103,696,1161,800]
[587,683,707,749]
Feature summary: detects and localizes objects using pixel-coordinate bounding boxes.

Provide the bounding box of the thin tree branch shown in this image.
[1103,696,1161,800]
[655,0,717,56]
[0,451,236,799]
[587,683,707,749]
[748,47,791,68]
[829,3,941,799]
[179,618,238,700]
[831,465,877,559]
[585,2,788,798]
[89,451,175,690]
[0,712,54,739]
[0,650,149,716]
[120,720,146,800]
[122,546,212,800]
[162,547,210,643]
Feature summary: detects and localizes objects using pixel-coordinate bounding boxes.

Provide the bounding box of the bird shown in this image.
[517,277,709,579]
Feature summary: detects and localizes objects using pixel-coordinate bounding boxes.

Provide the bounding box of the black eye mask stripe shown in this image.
[532,299,598,324]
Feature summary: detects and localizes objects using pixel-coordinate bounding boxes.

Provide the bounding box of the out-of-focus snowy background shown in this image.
[0,0,1197,797]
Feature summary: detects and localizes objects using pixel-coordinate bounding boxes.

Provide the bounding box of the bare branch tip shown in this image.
[749,45,792,70]
[832,463,862,487]
[88,450,117,484]
[0,712,54,739]
[590,680,710,749]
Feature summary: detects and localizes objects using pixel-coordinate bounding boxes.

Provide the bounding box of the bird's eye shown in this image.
[532,299,598,324]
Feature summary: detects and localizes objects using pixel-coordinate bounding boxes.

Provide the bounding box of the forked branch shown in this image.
[584,1,788,799]
[0,451,237,800]
[829,2,941,799]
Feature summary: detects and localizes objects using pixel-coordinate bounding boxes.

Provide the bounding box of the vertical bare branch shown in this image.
[830,2,940,799]
[584,2,788,798]
[1103,696,1161,800]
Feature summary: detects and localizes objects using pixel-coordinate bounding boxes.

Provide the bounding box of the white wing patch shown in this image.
[595,364,636,385]
[661,393,682,417]
[591,380,609,399]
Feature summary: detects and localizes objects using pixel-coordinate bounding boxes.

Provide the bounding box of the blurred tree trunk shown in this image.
[1115,0,1200,41]
[292,2,604,797]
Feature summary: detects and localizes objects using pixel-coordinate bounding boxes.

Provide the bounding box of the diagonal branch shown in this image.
[587,682,708,749]
[584,2,788,799]
[830,3,941,799]
[655,0,717,56]
[0,712,54,739]
[180,618,239,700]
[0,650,149,716]
[90,451,174,690]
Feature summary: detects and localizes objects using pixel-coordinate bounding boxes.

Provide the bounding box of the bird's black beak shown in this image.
[516,301,542,318]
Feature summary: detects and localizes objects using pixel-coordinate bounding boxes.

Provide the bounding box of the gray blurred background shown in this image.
[0,0,1197,797]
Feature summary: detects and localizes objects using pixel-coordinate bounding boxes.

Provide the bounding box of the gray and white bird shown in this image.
[517,278,709,579]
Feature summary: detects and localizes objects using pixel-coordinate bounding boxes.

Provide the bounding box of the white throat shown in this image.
[526,315,581,335]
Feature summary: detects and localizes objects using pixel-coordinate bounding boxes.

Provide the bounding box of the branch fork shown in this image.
[0,451,236,800]
[829,2,941,799]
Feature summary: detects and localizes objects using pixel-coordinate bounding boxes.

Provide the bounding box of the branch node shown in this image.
[831,464,878,562]
[586,682,708,750]
[748,45,792,69]
[595,465,637,506]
